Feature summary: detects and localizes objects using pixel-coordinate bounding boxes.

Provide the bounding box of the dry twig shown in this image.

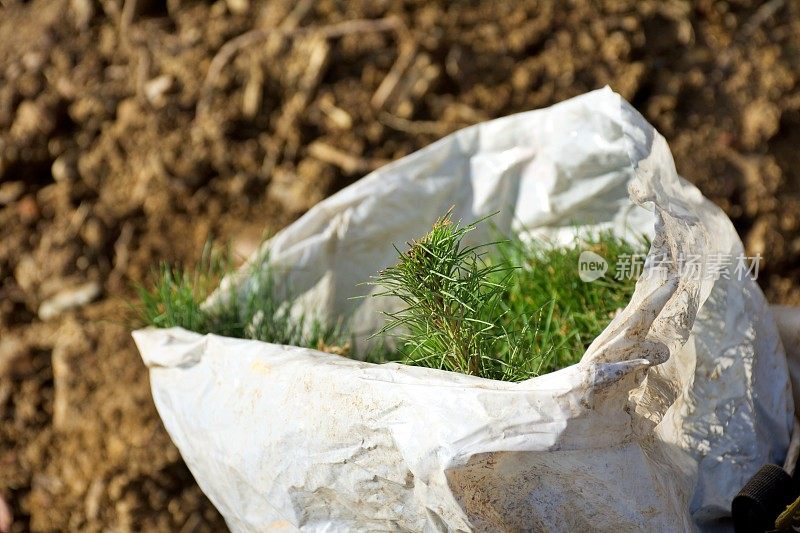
[378,111,461,137]
[741,0,785,36]
[371,28,416,110]
[197,16,404,119]
[272,37,330,163]
[307,141,388,175]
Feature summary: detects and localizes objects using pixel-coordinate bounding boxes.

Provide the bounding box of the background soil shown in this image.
[1,0,799,530]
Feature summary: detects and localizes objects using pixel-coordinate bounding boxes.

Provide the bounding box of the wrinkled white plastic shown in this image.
[134,88,793,531]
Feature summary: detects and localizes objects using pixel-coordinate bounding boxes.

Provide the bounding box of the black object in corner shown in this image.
[732,464,796,533]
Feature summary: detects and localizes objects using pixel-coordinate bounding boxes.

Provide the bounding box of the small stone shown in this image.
[144,75,173,107]
[51,155,78,183]
[0,493,12,533]
[745,216,781,257]
[242,70,263,118]
[742,100,781,148]
[11,100,56,141]
[106,434,127,462]
[84,478,105,521]
[70,0,95,29]
[21,52,45,72]
[0,336,25,377]
[226,0,249,14]
[17,195,40,223]
[80,218,106,249]
[38,281,102,320]
[0,181,24,205]
[14,254,39,295]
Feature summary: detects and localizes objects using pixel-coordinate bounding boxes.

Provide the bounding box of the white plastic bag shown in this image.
[134,87,793,531]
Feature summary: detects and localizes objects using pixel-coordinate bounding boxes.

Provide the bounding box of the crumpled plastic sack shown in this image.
[133,87,794,531]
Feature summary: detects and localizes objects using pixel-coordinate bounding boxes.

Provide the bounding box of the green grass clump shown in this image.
[493,230,644,375]
[136,243,350,353]
[371,214,645,381]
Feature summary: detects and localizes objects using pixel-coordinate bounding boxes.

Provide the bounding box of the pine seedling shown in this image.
[371,213,545,381]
